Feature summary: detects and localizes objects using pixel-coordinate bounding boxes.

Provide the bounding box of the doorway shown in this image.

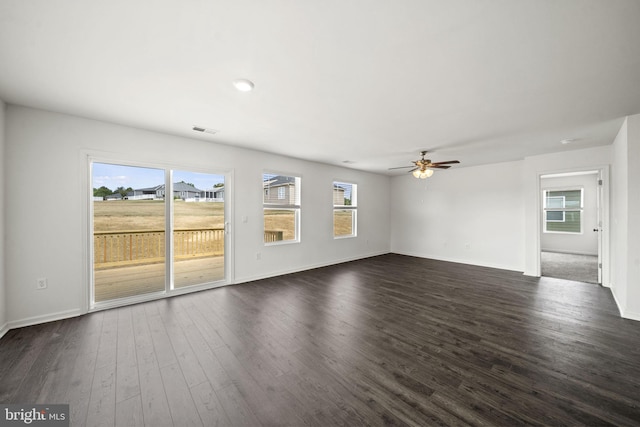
[90,161,228,307]
[539,170,601,284]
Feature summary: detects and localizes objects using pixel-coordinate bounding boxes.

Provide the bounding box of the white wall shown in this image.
[612,118,628,312]
[540,173,599,255]
[611,114,640,321]
[4,105,390,327]
[626,114,640,320]
[390,160,525,271]
[0,100,6,338]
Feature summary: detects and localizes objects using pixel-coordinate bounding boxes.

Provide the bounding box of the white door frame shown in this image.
[534,165,610,286]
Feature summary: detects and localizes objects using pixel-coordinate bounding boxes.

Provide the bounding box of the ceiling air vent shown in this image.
[192,126,218,135]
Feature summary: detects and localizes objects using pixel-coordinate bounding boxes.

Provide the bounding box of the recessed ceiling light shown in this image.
[233,79,254,92]
[342,160,356,164]
[560,138,575,145]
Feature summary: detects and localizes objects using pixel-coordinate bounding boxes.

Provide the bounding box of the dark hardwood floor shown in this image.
[1,253,640,426]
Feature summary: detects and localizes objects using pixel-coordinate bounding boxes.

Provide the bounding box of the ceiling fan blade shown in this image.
[430,160,460,165]
[394,153,460,173]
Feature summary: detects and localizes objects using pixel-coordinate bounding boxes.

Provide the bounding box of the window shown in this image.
[333,181,357,238]
[543,189,583,233]
[263,173,301,243]
[91,162,226,306]
[545,196,565,222]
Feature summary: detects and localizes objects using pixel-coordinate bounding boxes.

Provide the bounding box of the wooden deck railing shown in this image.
[264,230,284,243]
[94,228,223,269]
[174,228,225,259]
[94,228,285,269]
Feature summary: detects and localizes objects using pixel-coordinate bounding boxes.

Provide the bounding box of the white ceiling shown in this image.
[1,0,639,174]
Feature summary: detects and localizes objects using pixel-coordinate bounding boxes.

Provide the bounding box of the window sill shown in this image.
[264,239,300,246]
[543,231,583,235]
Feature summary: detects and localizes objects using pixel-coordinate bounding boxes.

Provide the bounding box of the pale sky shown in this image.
[92,162,224,191]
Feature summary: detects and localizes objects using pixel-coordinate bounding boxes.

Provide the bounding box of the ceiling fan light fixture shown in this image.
[413,168,434,179]
[391,151,460,178]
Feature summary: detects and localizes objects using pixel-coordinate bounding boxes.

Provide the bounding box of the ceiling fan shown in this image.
[389,151,460,179]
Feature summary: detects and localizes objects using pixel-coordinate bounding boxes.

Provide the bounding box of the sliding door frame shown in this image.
[84,153,233,312]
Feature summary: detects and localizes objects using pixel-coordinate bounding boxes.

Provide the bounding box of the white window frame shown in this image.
[545,196,565,222]
[263,173,301,245]
[333,181,357,239]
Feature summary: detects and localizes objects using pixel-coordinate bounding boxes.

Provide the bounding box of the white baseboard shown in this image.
[6,308,84,331]
[619,298,640,322]
[392,250,524,273]
[233,251,389,285]
[621,310,640,322]
[0,322,9,340]
[609,286,624,317]
[605,286,640,322]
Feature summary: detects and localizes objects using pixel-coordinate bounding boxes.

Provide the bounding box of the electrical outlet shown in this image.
[36,277,47,290]
[256,252,261,260]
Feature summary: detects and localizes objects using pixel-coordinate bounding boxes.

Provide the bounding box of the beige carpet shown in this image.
[541,251,599,284]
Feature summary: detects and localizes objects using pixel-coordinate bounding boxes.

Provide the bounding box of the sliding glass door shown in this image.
[173,170,225,288]
[91,162,226,306]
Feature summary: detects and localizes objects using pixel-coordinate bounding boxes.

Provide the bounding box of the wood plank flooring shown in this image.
[2,253,640,426]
